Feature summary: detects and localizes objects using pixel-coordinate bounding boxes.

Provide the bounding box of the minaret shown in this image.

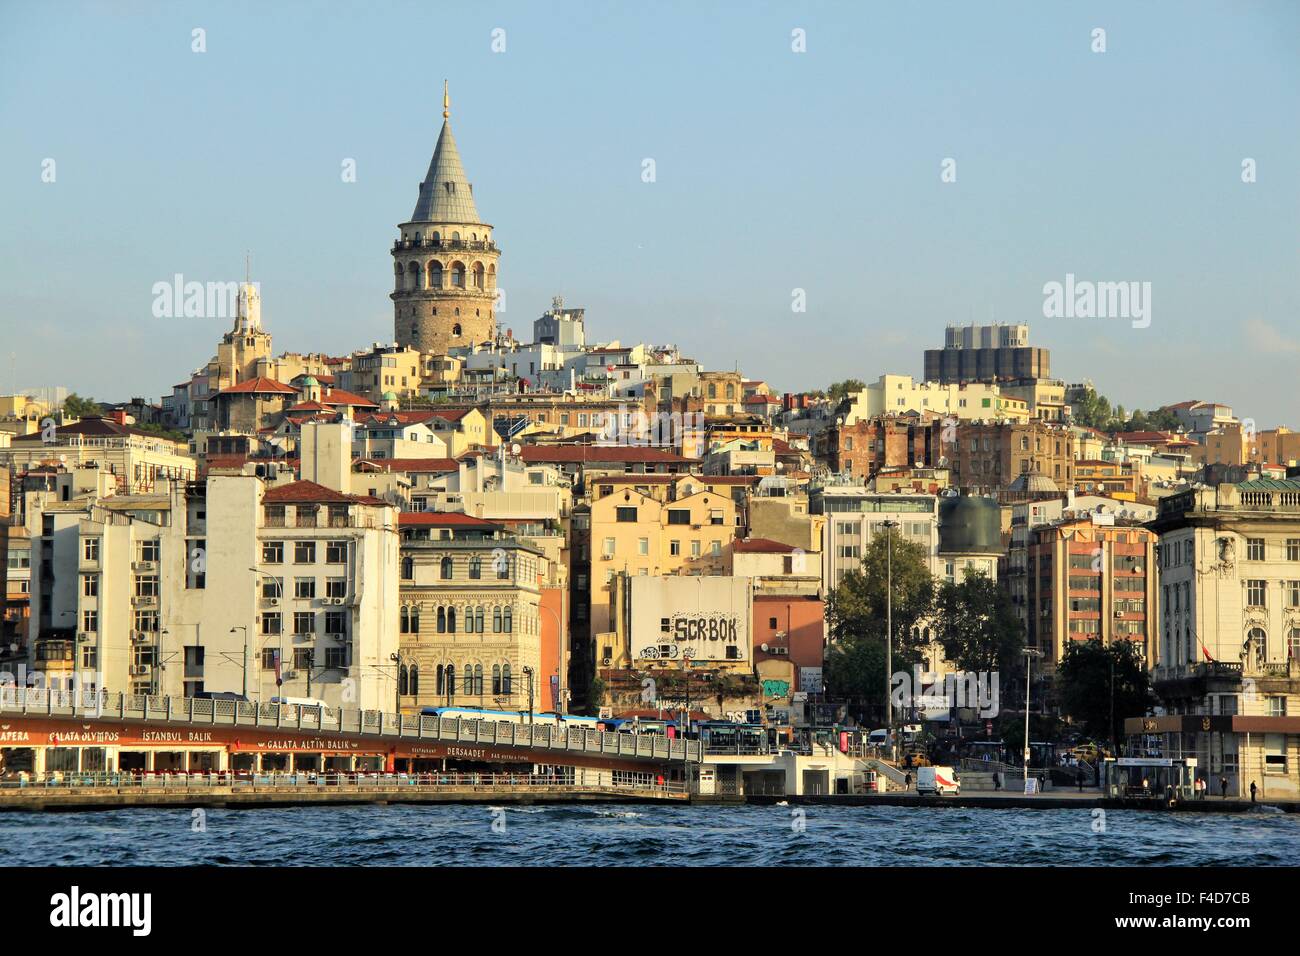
[392,81,500,354]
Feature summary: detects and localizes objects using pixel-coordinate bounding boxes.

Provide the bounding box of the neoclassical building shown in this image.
[392,83,500,354]
[395,512,545,712]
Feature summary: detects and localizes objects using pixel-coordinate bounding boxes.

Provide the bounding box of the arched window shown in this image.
[475,607,485,633]
[409,665,419,696]
[452,323,462,336]
[502,664,512,696]
[497,554,510,579]
[1288,627,1300,661]
[463,666,474,695]
[451,262,465,288]
[472,262,485,289]
[440,557,453,580]
[398,664,408,697]
[400,606,410,634]
[401,556,414,580]
[436,664,444,695]
[406,261,420,292]
[504,606,512,634]
[447,607,457,632]
[493,606,502,633]
[409,605,419,633]
[427,260,443,289]
[437,606,446,633]
[492,664,502,695]
[473,664,483,695]
[469,556,481,580]
[394,263,404,293]
[487,264,496,291]
[431,231,441,246]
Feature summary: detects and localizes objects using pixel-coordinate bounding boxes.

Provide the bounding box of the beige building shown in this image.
[843,374,1030,425]
[24,468,399,710]
[2,416,196,495]
[1146,480,1300,799]
[395,512,546,713]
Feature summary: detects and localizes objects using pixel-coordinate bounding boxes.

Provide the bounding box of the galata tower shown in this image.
[392,82,500,353]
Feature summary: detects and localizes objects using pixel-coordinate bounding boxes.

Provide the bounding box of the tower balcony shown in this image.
[393,237,498,254]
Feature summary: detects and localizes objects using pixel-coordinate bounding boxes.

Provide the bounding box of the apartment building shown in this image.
[24,471,399,709]
[948,420,1075,496]
[1,416,196,495]
[842,374,1029,424]
[395,512,548,713]
[1018,514,1157,670]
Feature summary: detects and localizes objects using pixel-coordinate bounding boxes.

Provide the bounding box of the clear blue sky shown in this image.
[1,1,1297,426]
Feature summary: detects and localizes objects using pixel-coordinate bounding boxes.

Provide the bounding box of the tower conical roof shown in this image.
[411,119,481,224]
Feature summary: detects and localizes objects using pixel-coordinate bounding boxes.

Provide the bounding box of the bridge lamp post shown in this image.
[230,626,249,699]
[1022,647,1042,788]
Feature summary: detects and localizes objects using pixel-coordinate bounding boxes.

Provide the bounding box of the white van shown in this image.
[916,765,960,795]
[867,728,891,750]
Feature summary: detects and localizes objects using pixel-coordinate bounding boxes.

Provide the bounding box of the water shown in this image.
[3,804,1297,866]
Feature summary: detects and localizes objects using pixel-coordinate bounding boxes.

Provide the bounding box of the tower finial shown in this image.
[443,80,450,120]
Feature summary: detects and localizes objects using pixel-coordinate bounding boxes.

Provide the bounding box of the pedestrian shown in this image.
[1250,780,1257,803]
[1077,768,1085,792]
[904,771,912,790]
[1219,775,1228,799]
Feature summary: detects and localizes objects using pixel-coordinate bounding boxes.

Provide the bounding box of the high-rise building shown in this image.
[392,83,500,355]
[924,323,1050,384]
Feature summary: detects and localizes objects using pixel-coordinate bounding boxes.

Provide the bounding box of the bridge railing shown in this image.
[0,687,702,764]
[0,769,690,795]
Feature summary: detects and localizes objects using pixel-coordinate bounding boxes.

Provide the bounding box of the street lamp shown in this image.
[230,626,248,699]
[1022,647,1042,788]
[881,519,899,762]
[522,665,534,725]
[249,567,284,695]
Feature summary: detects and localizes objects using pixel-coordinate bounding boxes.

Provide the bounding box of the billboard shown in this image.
[629,576,752,664]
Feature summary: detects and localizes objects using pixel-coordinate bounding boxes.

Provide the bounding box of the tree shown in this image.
[62,393,102,420]
[824,528,935,722]
[933,570,1025,675]
[826,379,866,402]
[826,528,935,661]
[1056,639,1153,748]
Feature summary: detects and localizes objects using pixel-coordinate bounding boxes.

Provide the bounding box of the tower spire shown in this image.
[443,79,450,120]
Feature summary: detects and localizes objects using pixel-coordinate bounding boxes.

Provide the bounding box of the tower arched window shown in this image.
[406,261,420,292]
[487,264,497,291]
[451,262,465,288]
[452,324,462,336]
[427,261,442,289]
[472,262,485,290]
[431,231,441,246]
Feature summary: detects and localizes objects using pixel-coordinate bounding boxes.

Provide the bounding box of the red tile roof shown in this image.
[354,458,459,473]
[262,480,369,504]
[520,446,696,465]
[398,512,501,529]
[319,388,379,409]
[218,377,298,396]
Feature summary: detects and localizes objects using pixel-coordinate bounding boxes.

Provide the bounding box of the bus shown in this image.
[698,722,766,754]
[603,717,679,738]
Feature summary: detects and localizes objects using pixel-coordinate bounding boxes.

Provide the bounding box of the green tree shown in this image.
[826,528,935,660]
[933,570,1025,675]
[1056,639,1153,747]
[824,637,887,715]
[826,379,866,402]
[62,393,103,419]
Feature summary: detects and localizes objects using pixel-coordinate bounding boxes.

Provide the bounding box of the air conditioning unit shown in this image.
[76,632,92,643]
[601,657,612,666]
[131,631,151,643]
[129,664,148,676]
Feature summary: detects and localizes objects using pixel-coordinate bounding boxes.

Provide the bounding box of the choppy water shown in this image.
[4,804,1297,866]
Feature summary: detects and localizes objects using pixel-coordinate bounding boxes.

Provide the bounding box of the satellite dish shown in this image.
[511,443,521,456]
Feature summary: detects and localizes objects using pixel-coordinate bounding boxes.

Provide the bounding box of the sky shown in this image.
[1,1,1297,426]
